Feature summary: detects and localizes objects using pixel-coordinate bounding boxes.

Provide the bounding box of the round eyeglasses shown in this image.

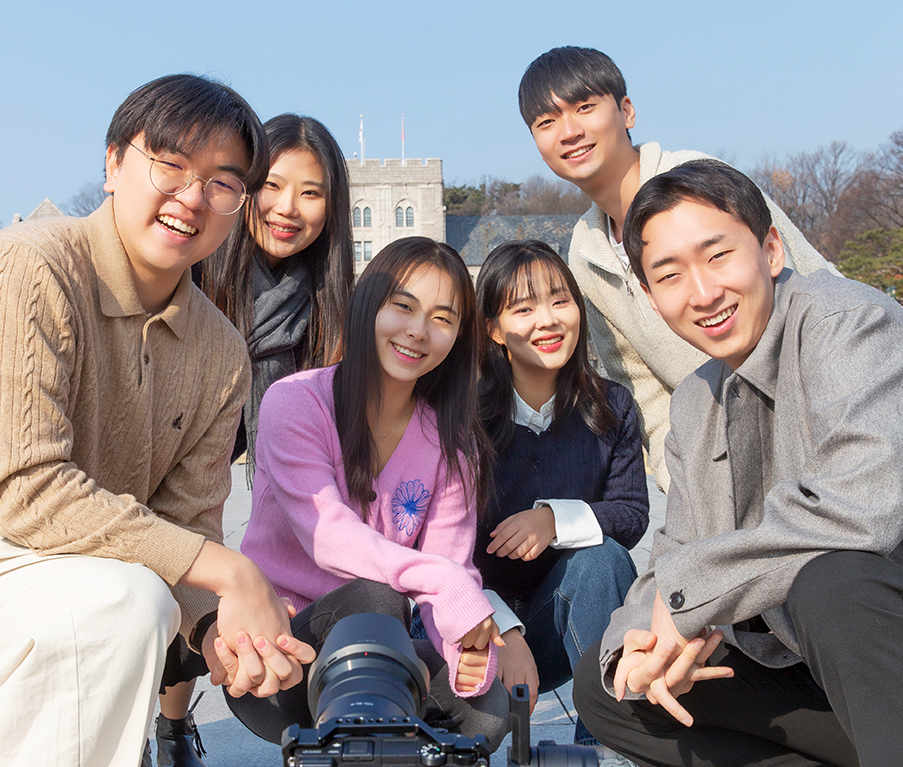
[129,143,247,215]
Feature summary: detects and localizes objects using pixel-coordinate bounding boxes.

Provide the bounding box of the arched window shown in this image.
[353,207,361,227]
[363,207,372,227]
[395,207,404,227]
[406,207,414,227]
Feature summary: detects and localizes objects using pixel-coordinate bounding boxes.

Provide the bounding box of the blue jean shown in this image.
[506,539,637,744]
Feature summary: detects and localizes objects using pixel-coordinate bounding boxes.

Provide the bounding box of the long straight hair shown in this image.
[202,114,353,367]
[333,236,490,519]
[476,239,614,451]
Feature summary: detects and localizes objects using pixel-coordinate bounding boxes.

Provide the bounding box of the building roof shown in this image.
[445,214,580,266]
[26,198,65,220]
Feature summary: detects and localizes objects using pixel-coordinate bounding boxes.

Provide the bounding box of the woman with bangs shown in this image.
[475,240,648,753]
[223,237,509,751]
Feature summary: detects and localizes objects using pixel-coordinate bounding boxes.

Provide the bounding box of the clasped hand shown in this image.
[613,590,733,726]
[204,587,315,699]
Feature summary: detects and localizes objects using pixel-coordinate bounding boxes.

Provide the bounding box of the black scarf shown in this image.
[243,251,312,480]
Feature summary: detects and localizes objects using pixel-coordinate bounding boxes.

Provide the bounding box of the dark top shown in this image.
[475,381,649,598]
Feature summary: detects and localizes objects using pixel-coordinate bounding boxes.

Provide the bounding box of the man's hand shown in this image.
[204,628,315,698]
[613,591,733,726]
[486,506,556,561]
[495,629,539,712]
[182,541,315,697]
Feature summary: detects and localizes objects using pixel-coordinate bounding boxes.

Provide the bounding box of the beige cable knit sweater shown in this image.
[569,143,837,492]
[0,198,250,635]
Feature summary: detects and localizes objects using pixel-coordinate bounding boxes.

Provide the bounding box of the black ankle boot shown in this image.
[154,713,207,767]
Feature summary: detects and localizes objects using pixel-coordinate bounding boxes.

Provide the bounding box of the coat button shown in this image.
[668,591,685,610]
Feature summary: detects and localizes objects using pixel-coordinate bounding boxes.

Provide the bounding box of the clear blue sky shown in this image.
[2,0,901,224]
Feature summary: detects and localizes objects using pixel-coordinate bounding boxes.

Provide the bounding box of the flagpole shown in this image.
[359,115,364,165]
[401,114,405,166]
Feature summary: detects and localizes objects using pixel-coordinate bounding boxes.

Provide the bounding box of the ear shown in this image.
[620,96,636,131]
[103,145,121,194]
[487,319,505,347]
[640,280,663,319]
[764,226,786,278]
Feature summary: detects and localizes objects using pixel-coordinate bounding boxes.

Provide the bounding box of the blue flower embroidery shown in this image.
[392,480,431,536]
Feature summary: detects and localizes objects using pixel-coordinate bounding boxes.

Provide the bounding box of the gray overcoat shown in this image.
[600,268,903,692]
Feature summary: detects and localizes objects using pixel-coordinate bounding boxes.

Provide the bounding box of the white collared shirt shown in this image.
[485,391,605,636]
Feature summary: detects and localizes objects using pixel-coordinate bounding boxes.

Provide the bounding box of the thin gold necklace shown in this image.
[376,399,416,439]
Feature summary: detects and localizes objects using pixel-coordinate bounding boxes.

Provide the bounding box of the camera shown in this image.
[282,613,597,766]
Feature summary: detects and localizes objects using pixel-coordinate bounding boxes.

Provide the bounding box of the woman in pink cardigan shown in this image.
[224,237,510,749]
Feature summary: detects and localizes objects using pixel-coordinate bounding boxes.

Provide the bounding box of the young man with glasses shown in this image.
[0,74,314,767]
[519,47,836,492]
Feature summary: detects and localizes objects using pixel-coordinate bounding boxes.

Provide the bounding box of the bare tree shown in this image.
[63,182,108,217]
[855,130,903,230]
[750,141,870,259]
[494,175,591,215]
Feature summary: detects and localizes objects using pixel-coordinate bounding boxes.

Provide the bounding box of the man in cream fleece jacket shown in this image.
[518,46,836,491]
[0,75,313,767]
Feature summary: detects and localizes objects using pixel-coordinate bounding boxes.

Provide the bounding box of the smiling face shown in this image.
[252,149,328,267]
[490,264,581,388]
[104,130,249,313]
[529,92,636,191]
[640,199,785,370]
[374,266,462,392]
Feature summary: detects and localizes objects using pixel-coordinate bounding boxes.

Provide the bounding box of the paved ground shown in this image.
[149,466,666,766]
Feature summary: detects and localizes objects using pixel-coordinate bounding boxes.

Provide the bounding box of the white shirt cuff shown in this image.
[483,589,525,636]
[535,499,604,549]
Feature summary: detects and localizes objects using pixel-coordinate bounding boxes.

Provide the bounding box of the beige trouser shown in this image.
[0,538,180,767]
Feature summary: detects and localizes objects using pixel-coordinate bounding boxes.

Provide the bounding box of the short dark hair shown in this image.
[105,73,268,194]
[519,46,628,127]
[624,159,773,286]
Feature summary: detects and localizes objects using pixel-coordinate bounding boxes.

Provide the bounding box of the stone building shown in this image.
[445,214,580,278]
[346,157,582,280]
[6,197,65,226]
[347,158,444,273]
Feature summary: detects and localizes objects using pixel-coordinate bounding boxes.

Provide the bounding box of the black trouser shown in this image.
[224,579,510,751]
[574,551,903,767]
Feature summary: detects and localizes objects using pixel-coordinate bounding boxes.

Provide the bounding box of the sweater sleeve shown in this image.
[412,456,497,697]
[587,385,650,550]
[254,379,495,694]
[0,244,249,637]
[0,245,206,573]
[151,346,250,635]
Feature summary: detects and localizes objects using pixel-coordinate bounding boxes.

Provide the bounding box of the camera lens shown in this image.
[307,613,430,726]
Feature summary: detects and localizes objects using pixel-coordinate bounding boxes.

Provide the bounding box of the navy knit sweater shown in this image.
[475,381,649,598]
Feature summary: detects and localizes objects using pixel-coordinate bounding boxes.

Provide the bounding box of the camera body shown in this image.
[282,613,596,767]
[283,716,489,767]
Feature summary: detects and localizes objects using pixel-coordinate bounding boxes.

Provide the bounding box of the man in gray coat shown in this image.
[573,160,903,767]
